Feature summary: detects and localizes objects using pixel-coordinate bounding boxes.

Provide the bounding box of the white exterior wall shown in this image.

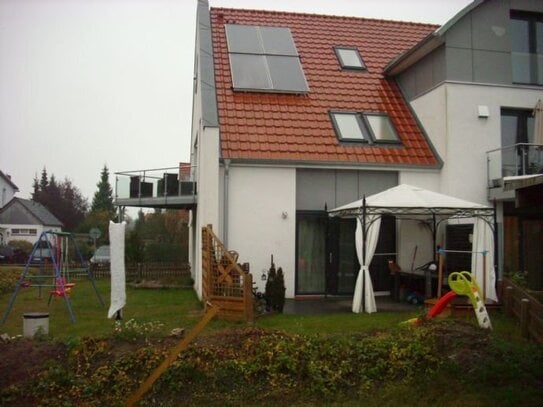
[410,82,543,278]
[411,82,543,205]
[397,170,442,274]
[191,125,220,299]
[0,177,17,208]
[227,166,296,298]
[4,225,61,245]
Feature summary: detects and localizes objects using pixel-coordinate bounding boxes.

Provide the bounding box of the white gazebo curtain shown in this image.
[470,217,497,301]
[352,215,381,313]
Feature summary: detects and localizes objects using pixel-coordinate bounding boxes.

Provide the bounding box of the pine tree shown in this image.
[39,168,48,191]
[31,175,40,201]
[91,165,115,215]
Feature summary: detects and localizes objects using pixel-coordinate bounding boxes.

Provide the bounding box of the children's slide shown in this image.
[426,290,457,319]
[425,271,492,329]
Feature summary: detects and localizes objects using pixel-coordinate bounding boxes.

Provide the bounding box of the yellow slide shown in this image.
[448,271,492,330]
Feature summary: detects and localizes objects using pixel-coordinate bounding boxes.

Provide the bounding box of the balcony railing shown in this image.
[115,164,197,209]
[486,143,543,188]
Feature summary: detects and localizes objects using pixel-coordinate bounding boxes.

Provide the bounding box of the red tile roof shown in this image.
[211,8,439,167]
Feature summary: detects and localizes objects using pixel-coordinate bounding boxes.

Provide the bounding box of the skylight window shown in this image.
[364,113,399,142]
[225,24,309,93]
[330,112,400,144]
[334,47,366,70]
[330,112,368,142]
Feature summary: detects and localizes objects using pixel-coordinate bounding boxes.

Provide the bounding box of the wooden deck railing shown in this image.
[503,278,543,344]
[202,224,253,321]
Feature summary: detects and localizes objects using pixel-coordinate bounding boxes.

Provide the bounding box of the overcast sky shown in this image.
[0,0,473,204]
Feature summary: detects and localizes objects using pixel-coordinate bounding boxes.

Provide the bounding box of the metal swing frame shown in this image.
[1,230,104,324]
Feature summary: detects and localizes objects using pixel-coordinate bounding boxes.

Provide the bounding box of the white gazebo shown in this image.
[329,184,496,313]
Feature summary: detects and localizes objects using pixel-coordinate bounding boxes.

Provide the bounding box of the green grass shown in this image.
[255,310,421,335]
[0,279,203,340]
[1,274,523,342]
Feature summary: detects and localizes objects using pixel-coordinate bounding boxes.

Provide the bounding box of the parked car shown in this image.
[31,240,55,263]
[90,245,110,264]
[0,245,19,263]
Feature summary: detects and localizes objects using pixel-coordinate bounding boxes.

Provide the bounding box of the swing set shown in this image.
[1,230,104,324]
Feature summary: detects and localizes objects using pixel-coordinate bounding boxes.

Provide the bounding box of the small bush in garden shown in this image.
[264,257,286,313]
[0,267,22,294]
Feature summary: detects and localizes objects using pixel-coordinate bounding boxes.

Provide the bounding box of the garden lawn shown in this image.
[0,279,203,339]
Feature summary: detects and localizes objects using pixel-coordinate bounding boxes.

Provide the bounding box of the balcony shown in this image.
[487,143,543,199]
[114,165,197,209]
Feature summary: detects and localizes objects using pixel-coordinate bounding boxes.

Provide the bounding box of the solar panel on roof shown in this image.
[267,56,308,93]
[225,25,263,54]
[225,24,309,93]
[229,54,272,90]
[259,26,298,56]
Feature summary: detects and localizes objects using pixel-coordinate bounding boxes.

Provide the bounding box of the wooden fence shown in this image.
[202,224,253,322]
[89,262,191,281]
[503,278,543,344]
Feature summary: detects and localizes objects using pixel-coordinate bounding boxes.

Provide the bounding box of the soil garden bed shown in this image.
[1,319,542,406]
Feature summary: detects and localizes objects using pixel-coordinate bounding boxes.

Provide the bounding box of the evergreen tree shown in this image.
[91,165,115,215]
[31,167,88,231]
[39,168,48,191]
[31,175,40,201]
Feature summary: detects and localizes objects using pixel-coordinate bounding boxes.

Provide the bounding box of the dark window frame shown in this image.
[362,112,401,144]
[329,111,370,143]
[330,111,401,145]
[510,10,543,85]
[334,47,367,71]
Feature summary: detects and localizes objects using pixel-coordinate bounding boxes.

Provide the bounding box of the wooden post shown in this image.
[505,286,514,317]
[520,298,530,339]
[125,303,219,407]
[482,251,486,303]
[437,252,444,298]
[244,272,254,322]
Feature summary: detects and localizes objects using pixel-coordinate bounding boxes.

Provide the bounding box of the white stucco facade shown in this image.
[0,175,17,209]
[225,166,296,297]
[411,81,543,205]
[3,225,62,245]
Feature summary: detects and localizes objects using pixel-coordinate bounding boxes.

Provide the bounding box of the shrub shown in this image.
[0,267,21,294]
[7,239,34,259]
[265,257,286,313]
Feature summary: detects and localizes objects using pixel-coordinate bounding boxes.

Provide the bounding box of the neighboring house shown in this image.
[0,198,63,245]
[0,170,19,209]
[0,170,20,245]
[189,1,446,299]
[385,0,543,289]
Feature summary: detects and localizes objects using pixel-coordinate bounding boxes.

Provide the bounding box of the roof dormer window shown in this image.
[330,112,400,144]
[225,24,309,93]
[334,47,366,70]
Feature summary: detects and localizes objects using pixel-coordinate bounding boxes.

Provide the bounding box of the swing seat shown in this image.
[48,278,75,304]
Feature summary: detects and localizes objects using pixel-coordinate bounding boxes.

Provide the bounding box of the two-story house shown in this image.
[114,0,541,302]
[189,1,448,300]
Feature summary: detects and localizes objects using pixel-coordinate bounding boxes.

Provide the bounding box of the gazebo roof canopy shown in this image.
[329,184,494,218]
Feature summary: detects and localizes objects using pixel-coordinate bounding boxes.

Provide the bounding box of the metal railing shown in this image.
[486,143,543,187]
[115,164,197,200]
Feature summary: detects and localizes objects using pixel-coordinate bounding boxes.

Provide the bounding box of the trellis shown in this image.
[202,225,253,321]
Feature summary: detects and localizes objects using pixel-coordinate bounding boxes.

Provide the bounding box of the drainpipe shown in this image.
[223,159,231,247]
